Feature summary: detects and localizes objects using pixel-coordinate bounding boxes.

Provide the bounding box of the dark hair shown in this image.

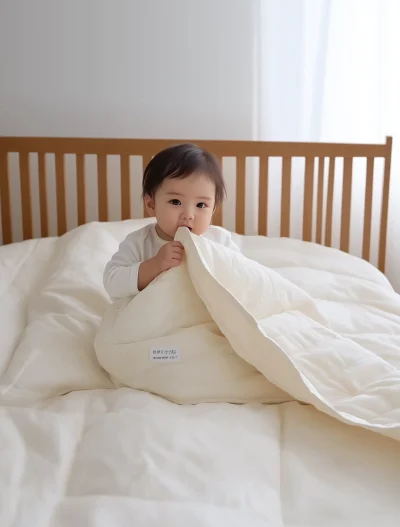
[142,143,226,206]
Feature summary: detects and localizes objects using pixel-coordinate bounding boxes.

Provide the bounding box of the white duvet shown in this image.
[1,219,400,526]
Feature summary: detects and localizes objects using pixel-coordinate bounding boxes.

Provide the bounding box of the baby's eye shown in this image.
[196,202,207,209]
[169,199,181,206]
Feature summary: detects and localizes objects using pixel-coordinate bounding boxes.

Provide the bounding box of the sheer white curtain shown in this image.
[255,0,400,290]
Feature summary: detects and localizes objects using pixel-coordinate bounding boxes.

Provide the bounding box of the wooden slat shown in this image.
[258,156,269,236]
[0,151,12,244]
[303,157,314,242]
[97,154,108,222]
[213,205,223,226]
[76,154,86,226]
[142,154,152,217]
[316,157,324,244]
[235,156,246,234]
[325,157,335,247]
[0,136,389,159]
[340,157,353,253]
[378,136,393,272]
[120,155,131,220]
[213,155,223,226]
[55,153,67,235]
[280,157,291,237]
[37,152,48,237]
[19,152,33,240]
[362,158,374,262]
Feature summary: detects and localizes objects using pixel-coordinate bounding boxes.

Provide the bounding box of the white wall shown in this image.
[0,0,257,140]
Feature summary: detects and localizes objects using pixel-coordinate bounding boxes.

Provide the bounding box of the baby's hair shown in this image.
[142,143,226,206]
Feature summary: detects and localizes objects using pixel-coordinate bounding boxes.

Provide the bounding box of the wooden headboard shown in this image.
[0,136,392,272]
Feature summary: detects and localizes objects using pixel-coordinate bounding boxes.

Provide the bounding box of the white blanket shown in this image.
[95,226,400,441]
[1,220,400,526]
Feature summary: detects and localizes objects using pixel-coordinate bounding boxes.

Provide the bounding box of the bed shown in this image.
[0,136,399,526]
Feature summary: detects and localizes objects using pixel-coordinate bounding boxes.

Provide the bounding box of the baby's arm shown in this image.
[138,242,184,290]
[137,257,161,291]
[103,235,142,299]
[104,236,184,299]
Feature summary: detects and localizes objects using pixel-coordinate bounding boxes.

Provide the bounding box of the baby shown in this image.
[103,143,240,299]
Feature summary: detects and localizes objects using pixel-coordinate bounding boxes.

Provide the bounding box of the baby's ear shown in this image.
[144,194,156,217]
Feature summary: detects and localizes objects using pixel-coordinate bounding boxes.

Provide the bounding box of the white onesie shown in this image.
[103,223,240,299]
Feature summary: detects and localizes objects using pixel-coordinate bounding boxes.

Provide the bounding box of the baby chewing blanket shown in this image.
[95,227,400,441]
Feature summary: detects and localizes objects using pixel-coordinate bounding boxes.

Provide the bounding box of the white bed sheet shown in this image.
[1,219,400,526]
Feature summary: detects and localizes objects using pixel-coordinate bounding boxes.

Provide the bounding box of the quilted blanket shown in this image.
[95,227,400,441]
[1,220,400,526]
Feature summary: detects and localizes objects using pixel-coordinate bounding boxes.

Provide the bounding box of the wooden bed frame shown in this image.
[0,136,393,272]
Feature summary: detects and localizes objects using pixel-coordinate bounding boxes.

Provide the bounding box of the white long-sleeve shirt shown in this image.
[103,223,240,300]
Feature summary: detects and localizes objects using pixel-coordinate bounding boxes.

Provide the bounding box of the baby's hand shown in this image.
[155,242,184,272]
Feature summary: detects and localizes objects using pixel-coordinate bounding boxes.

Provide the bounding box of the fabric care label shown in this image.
[149,348,181,363]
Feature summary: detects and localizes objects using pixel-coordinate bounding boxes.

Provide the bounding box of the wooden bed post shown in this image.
[378,136,393,273]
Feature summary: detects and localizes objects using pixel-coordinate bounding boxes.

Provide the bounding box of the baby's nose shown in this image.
[181,209,194,220]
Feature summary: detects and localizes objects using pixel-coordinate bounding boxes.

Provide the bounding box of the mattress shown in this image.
[1,219,400,526]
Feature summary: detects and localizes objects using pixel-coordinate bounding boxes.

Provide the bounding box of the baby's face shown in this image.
[146,173,216,240]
